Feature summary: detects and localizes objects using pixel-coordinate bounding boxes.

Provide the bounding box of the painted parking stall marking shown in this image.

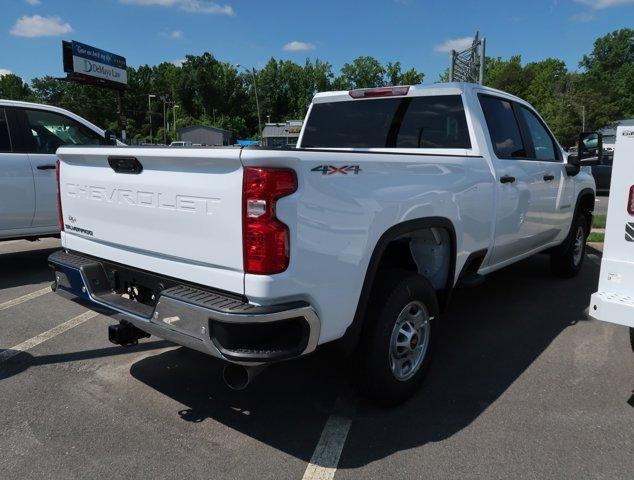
[302,397,355,480]
[0,286,51,312]
[0,311,98,363]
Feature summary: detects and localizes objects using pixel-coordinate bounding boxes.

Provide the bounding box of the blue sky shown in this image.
[1,0,633,82]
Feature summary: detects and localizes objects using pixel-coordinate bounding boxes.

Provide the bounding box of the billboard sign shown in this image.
[63,41,127,87]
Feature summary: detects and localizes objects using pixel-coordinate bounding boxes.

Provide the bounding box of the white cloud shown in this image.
[172,58,186,67]
[282,41,315,52]
[10,15,72,37]
[574,0,634,8]
[25,0,42,5]
[120,0,235,15]
[572,0,633,21]
[433,36,474,53]
[0,69,13,77]
[169,30,183,39]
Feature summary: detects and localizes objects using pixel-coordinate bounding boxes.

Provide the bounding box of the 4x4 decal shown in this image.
[311,165,362,175]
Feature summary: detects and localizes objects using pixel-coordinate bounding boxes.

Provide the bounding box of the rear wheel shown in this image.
[551,213,587,278]
[354,270,438,405]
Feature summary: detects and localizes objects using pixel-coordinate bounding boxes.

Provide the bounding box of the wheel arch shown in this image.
[576,188,596,234]
[340,217,458,352]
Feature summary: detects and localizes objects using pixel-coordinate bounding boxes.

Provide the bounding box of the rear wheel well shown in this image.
[374,227,453,304]
[578,192,595,234]
[338,218,456,356]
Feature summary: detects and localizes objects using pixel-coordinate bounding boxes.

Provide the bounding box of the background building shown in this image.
[177,125,232,146]
[261,120,303,147]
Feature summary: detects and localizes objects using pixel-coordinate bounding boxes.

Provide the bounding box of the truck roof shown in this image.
[0,98,106,135]
[312,82,521,104]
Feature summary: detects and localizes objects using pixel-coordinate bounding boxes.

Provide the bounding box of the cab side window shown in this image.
[0,108,12,153]
[479,95,526,159]
[24,109,103,154]
[518,106,559,161]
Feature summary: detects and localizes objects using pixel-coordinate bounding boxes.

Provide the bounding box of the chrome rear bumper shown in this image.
[48,250,320,365]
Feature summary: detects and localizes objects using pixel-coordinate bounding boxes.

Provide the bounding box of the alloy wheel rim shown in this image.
[389,300,431,382]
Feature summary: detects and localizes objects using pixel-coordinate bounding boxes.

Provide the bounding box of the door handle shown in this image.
[36,164,56,170]
[543,174,555,181]
[500,175,516,184]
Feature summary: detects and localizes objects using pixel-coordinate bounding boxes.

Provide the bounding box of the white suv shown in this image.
[0,100,111,241]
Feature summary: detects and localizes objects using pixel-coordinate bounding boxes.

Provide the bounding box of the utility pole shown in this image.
[148,94,155,143]
[117,90,126,142]
[251,67,262,143]
[236,64,263,143]
[162,96,167,145]
[173,104,179,139]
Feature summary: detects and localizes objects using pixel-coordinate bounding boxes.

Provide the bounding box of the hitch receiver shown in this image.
[108,322,150,347]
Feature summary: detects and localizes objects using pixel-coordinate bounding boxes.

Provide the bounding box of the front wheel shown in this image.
[551,214,587,278]
[354,270,438,406]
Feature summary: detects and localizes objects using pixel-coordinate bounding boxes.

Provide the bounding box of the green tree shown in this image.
[0,73,33,101]
[385,62,424,86]
[336,56,386,89]
[580,28,634,120]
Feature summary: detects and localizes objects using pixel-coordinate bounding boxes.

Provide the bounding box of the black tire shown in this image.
[629,328,634,352]
[354,270,438,406]
[551,213,587,278]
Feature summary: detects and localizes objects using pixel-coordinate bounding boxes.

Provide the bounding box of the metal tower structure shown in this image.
[449,32,486,84]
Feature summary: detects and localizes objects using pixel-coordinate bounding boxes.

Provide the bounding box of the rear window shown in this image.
[301,95,471,149]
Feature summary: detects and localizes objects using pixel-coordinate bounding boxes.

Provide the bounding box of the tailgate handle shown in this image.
[108,156,143,174]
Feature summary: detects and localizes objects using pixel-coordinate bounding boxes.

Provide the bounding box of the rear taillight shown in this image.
[243,167,297,274]
[628,185,634,215]
[348,85,410,99]
[55,159,64,231]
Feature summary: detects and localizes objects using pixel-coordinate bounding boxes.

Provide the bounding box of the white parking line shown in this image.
[302,399,354,480]
[0,311,98,363]
[0,240,22,247]
[0,286,52,312]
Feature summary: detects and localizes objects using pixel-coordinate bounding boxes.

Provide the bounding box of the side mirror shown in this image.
[569,132,602,167]
[102,130,118,146]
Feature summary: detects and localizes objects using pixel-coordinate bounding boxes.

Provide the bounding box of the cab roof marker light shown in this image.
[348,86,410,99]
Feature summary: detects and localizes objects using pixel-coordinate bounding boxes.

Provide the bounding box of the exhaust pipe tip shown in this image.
[222,363,265,391]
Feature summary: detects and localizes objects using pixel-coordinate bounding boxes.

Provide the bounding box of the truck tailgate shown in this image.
[56,147,244,294]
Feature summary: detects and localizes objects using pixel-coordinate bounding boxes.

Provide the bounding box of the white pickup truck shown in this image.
[49,83,600,404]
[0,100,114,241]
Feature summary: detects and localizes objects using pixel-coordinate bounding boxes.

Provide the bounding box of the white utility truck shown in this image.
[49,83,601,404]
[0,100,116,241]
[590,126,634,351]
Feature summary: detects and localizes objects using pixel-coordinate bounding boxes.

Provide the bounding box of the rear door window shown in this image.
[23,109,103,154]
[479,95,526,159]
[301,95,471,149]
[0,108,12,152]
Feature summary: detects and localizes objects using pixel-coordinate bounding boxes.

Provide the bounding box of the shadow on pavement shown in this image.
[128,254,600,466]
[129,343,348,461]
[0,340,172,381]
[0,246,59,290]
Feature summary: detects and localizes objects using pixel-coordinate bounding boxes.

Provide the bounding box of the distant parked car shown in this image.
[0,99,116,241]
[568,135,612,194]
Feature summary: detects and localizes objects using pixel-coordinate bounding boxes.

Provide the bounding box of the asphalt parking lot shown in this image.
[1,238,632,479]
